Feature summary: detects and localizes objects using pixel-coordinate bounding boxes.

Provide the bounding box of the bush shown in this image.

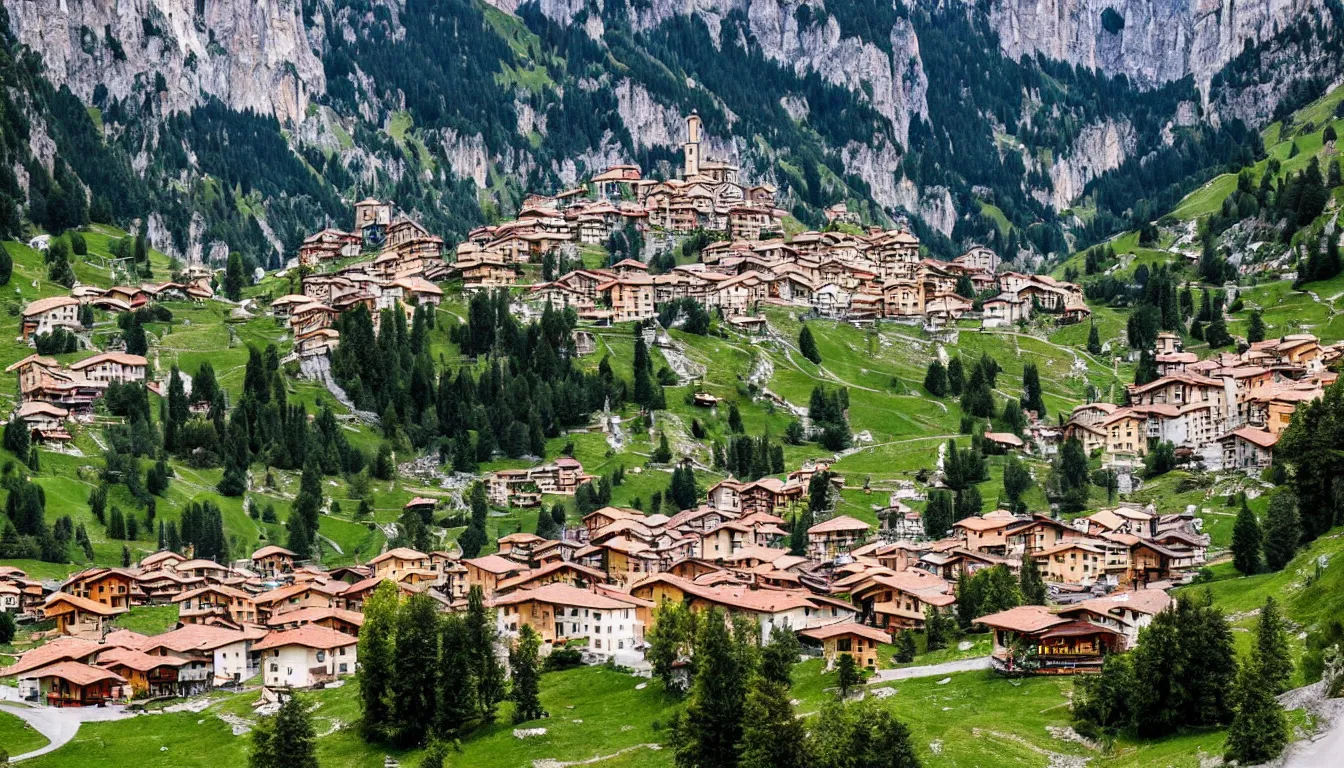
[543,647,584,671]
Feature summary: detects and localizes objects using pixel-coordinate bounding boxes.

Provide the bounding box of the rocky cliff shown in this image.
[6,0,326,125]
[983,0,1329,92]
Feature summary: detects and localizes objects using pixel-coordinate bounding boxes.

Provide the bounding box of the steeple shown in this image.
[683,111,702,179]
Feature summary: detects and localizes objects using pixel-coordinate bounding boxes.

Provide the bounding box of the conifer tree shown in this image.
[1231,501,1263,575]
[269,694,319,768]
[835,653,860,698]
[894,630,917,663]
[1247,310,1266,343]
[436,613,476,736]
[758,624,799,689]
[0,241,11,286]
[1021,362,1045,418]
[1255,596,1294,694]
[946,355,964,395]
[738,678,809,768]
[466,586,506,723]
[924,605,947,651]
[923,359,947,396]
[392,593,441,745]
[1086,322,1101,354]
[1262,491,1303,571]
[799,324,822,364]
[509,625,544,723]
[672,607,750,768]
[358,581,398,740]
[1019,549,1047,605]
[1225,652,1289,765]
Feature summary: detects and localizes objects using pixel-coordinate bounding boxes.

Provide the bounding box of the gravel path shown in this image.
[866,656,992,683]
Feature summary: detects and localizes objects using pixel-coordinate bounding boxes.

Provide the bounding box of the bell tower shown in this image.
[683,111,702,179]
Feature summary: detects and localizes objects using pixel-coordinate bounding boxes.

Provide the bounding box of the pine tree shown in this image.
[1086,322,1101,354]
[466,586,506,723]
[0,241,11,286]
[946,356,964,395]
[1019,549,1047,605]
[1231,501,1263,575]
[925,605,947,651]
[1262,490,1303,571]
[923,359,948,396]
[509,625,544,723]
[737,678,809,768]
[392,593,441,745]
[924,490,954,538]
[268,694,319,768]
[1247,310,1266,343]
[671,607,750,768]
[727,402,744,433]
[1255,596,1294,694]
[224,252,245,300]
[436,613,477,736]
[358,581,398,740]
[799,324,822,364]
[835,653,860,698]
[1021,362,1045,418]
[894,630,917,663]
[759,623,800,688]
[1224,652,1289,765]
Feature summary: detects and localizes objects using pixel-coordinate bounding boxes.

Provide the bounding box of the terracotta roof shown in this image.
[252,625,358,652]
[496,561,608,592]
[96,647,192,672]
[954,514,1017,532]
[1060,589,1172,621]
[251,545,296,560]
[368,547,429,565]
[26,660,125,686]
[800,621,891,644]
[974,605,1067,633]
[463,554,526,575]
[266,606,365,628]
[983,432,1025,447]
[44,592,128,617]
[5,636,102,677]
[22,295,79,316]
[69,352,148,370]
[491,582,640,610]
[101,629,151,650]
[1223,426,1279,448]
[140,624,249,654]
[807,515,872,534]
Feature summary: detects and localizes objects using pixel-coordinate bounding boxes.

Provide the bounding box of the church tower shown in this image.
[683,111,702,179]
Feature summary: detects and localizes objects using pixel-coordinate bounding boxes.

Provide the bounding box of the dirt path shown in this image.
[866,656,991,682]
[0,698,135,762]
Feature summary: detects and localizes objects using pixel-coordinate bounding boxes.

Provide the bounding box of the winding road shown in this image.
[0,696,135,762]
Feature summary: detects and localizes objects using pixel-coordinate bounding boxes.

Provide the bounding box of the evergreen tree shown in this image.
[509,625,544,723]
[924,606,947,651]
[1263,490,1303,571]
[0,241,11,286]
[466,586,506,723]
[1019,549,1047,605]
[0,609,15,644]
[358,581,398,740]
[738,678,809,768]
[1086,322,1101,355]
[224,252,245,300]
[1255,596,1294,694]
[1002,454,1032,512]
[672,607,750,768]
[923,490,954,538]
[759,623,800,689]
[1247,310,1266,343]
[923,360,947,397]
[269,694,319,768]
[1224,653,1289,765]
[391,592,440,745]
[1231,500,1263,575]
[1021,362,1045,418]
[799,324,822,364]
[946,356,964,395]
[835,653,860,698]
[727,402,744,433]
[436,613,477,736]
[894,630,917,663]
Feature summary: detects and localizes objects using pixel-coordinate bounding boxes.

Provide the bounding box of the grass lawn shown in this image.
[111,605,181,635]
[0,705,50,756]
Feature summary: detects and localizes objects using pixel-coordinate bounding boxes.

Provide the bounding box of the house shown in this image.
[140,624,260,690]
[977,604,1124,675]
[493,583,646,664]
[1031,542,1107,585]
[1056,589,1171,649]
[254,626,359,689]
[800,621,890,672]
[952,511,1019,554]
[4,637,105,697]
[463,554,529,597]
[596,276,656,323]
[806,515,872,561]
[849,570,956,631]
[95,647,193,698]
[368,547,432,582]
[251,545,297,578]
[43,592,128,637]
[14,401,72,443]
[25,661,126,707]
[173,584,259,628]
[266,606,365,635]
[21,296,81,339]
[69,352,148,385]
[1219,427,1277,470]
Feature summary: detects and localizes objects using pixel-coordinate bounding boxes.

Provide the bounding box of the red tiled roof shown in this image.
[252,625,358,652]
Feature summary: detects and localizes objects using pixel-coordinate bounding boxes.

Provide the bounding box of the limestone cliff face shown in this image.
[4,0,326,126]
[982,0,1328,92]
[1043,119,1136,211]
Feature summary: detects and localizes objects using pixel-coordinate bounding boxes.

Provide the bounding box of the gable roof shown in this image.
[252,625,358,652]
[807,515,872,535]
[974,605,1067,633]
[5,636,102,677]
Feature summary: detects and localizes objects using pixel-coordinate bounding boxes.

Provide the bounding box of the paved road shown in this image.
[866,656,991,683]
[1281,700,1344,768]
[0,695,135,762]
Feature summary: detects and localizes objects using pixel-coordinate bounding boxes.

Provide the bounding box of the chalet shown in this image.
[806,515,871,561]
[95,647,192,698]
[266,606,365,635]
[139,624,259,690]
[61,568,136,610]
[952,511,1018,554]
[850,570,955,631]
[1219,427,1277,470]
[977,605,1122,675]
[21,296,81,339]
[800,621,890,672]
[368,547,432,582]
[596,276,656,323]
[43,592,128,637]
[254,626,358,689]
[1031,542,1107,585]
[15,401,72,442]
[463,554,528,597]
[251,545,297,578]
[26,661,126,707]
[493,583,646,663]
[1056,589,1171,650]
[173,584,259,628]
[69,352,148,385]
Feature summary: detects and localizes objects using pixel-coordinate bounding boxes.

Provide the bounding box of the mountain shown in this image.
[0,0,1339,270]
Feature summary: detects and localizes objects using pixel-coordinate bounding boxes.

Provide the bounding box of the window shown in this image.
[837,638,853,652]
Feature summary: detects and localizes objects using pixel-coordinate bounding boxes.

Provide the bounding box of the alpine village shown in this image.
[1,2,1343,768]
